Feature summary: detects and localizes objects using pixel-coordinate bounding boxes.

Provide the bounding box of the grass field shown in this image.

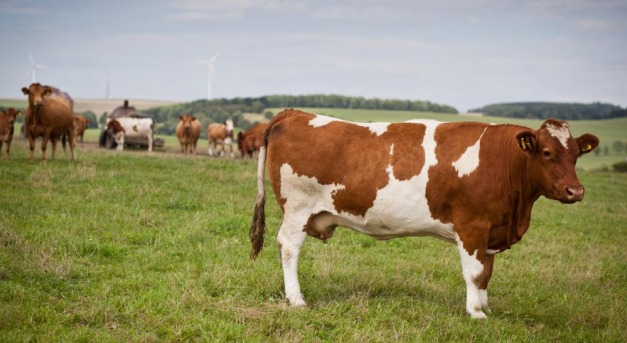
[0,137,625,342]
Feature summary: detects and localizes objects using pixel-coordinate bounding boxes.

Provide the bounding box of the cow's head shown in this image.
[21,83,52,108]
[178,113,197,133]
[105,119,124,134]
[517,119,599,203]
[1,108,21,125]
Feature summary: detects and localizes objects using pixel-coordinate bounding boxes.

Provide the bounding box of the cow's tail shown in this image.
[249,110,295,260]
[249,141,267,260]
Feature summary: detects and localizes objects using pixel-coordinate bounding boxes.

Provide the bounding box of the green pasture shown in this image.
[0,138,625,342]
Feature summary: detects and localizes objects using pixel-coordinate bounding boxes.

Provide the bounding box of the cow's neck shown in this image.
[30,105,45,125]
[487,129,541,252]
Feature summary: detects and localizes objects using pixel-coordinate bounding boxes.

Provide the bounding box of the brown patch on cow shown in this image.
[132,125,139,132]
[266,109,427,217]
[385,123,426,181]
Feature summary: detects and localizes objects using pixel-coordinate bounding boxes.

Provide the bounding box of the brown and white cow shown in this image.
[237,123,268,158]
[249,109,599,319]
[0,108,21,160]
[73,115,90,145]
[21,83,76,161]
[207,119,234,157]
[104,117,154,152]
[175,113,201,155]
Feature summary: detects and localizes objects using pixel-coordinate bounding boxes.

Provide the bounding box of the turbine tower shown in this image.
[26,53,47,83]
[105,70,111,99]
[199,52,219,100]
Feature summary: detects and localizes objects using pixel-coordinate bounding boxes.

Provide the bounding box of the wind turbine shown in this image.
[26,53,47,83]
[199,52,219,100]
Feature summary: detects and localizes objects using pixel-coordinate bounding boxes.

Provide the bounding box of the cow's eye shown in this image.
[543,150,551,159]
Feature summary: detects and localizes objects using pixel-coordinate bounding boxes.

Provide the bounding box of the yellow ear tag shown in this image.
[521,137,530,150]
[584,144,592,151]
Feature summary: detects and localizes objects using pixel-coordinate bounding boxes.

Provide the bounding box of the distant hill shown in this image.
[470,102,627,120]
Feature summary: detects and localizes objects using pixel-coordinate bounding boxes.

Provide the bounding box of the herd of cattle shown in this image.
[2,83,603,320]
[0,83,268,160]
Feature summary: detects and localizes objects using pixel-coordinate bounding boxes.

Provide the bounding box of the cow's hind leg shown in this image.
[456,234,491,319]
[277,214,308,307]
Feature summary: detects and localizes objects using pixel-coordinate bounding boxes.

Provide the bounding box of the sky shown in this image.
[1,0,626,112]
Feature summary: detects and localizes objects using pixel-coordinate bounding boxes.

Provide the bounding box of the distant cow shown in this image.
[104,117,154,152]
[21,83,76,161]
[237,123,268,159]
[207,119,234,157]
[73,115,90,145]
[0,108,21,160]
[175,113,201,155]
[250,109,599,319]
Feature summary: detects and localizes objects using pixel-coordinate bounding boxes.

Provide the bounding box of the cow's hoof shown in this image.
[469,309,487,320]
[286,295,306,307]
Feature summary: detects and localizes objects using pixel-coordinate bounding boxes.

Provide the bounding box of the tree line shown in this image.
[469,102,627,120]
[142,94,458,136]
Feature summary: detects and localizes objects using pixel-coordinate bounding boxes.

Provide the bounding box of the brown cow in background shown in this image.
[73,115,90,145]
[0,108,21,160]
[207,119,234,157]
[21,83,76,161]
[237,122,268,158]
[175,113,201,155]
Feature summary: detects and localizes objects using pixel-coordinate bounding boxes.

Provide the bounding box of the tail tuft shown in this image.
[249,196,265,260]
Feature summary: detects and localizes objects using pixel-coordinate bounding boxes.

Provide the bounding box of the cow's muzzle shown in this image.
[561,185,584,203]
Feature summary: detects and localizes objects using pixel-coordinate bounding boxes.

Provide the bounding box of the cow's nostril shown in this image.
[566,186,584,200]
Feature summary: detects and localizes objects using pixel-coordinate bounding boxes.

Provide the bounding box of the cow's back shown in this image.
[207,123,226,141]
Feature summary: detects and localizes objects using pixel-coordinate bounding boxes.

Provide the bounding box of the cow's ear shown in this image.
[42,87,52,96]
[21,87,29,95]
[576,133,599,156]
[16,111,22,116]
[516,131,536,153]
[192,116,197,121]
[178,115,183,120]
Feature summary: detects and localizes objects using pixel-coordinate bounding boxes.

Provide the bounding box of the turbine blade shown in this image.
[29,53,34,65]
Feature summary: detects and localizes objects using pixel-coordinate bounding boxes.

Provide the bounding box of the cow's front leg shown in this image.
[41,133,51,161]
[27,133,36,160]
[456,234,492,319]
[277,216,308,307]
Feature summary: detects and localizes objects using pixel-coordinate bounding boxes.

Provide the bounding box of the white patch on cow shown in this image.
[389,144,394,156]
[452,126,489,178]
[279,163,346,222]
[309,115,343,128]
[309,114,389,136]
[456,233,487,319]
[486,248,500,255]
[545,122,570,149]
[225,119,234,132]
[357,122,389,136]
